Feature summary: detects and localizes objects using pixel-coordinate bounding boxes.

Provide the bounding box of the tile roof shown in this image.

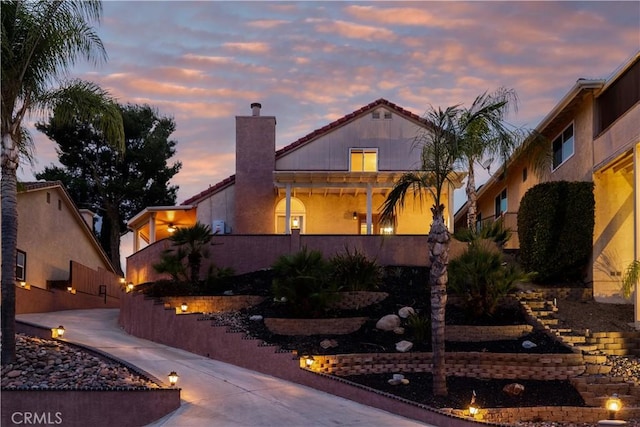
[181,98,427,206]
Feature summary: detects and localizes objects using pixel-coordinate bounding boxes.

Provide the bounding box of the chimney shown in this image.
[79,209,96,231]
[251,102,262,116]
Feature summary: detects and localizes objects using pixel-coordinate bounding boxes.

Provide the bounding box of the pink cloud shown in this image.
[306,18,396,42]
[223,42,270,54]
[344,4,473,29]
[247,19,288,29]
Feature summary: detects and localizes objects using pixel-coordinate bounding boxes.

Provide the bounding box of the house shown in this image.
[126,99,466,281]
[454,52,640,307]
[13,181,122,313]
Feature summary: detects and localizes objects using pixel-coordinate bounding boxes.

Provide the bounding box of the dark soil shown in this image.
[199,267,585,410]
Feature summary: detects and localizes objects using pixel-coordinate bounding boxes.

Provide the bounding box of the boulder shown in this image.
[376,314,401,331]
[398,306,415,318]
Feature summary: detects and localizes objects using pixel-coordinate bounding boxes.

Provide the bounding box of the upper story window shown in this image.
[495,189,507,217]
[552,123,574,170]
[372,109,392,120]
[350,148,378,172]
[16,249,26,281]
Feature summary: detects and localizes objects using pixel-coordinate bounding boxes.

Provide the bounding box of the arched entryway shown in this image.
[275,197,306,234]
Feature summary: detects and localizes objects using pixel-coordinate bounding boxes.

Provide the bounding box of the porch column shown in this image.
[447,182,455,232]
[149,213,157,244]
[366,183,372,235]
[285,184,292,235]
[133,229,140,253]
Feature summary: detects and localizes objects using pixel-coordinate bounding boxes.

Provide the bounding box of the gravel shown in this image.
[1,334,161,390]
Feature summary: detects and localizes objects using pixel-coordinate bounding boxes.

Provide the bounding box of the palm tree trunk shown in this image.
[1,132,19,364]
[466,158,477,230]
[429,204,449,396]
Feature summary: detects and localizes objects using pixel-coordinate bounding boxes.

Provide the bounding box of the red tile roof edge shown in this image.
[181,174,236,206]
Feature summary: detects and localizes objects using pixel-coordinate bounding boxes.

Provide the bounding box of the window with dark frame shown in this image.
[16,249,26,281]
[494,189,507,217]
[552,123,574,170]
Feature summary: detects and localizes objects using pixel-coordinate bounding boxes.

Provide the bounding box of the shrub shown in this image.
[518,181,594,283]
[448,240,528,317]
[329,247,383,291]
[271,247,338,318]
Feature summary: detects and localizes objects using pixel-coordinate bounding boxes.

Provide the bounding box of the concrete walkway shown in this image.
[18,309,434,427]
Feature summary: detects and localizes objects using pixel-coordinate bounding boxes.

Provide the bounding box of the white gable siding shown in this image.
[195,185,236,233]
[276,110,425,171]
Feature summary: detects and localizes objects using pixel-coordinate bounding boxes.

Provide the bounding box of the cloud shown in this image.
[223,42,271,54]
[306,18,396,42]
[247,19,288,29]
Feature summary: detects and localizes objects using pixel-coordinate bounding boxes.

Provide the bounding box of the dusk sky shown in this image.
[19,1,640,209]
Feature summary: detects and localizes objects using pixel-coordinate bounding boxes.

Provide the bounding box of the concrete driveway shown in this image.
[18,309,434,427]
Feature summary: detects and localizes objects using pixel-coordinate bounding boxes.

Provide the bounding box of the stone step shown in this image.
[574,344,600,352]
[560,335,587,344]
[539,318,559,325]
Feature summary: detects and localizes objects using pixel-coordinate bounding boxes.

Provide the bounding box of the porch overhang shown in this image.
[127,206,197,249]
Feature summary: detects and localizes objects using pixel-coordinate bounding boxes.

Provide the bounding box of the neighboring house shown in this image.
[126,99,466,281]
[129,99,465,246]
[454,52,640,305]
[12,181,122,313]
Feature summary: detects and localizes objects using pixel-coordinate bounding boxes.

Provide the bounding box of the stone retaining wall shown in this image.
[446,324,533,342]
[308,352,586,379]
[161,295,265,314]
[264,317,368,335]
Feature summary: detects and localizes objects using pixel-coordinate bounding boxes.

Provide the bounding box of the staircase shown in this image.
[517,291,640,407]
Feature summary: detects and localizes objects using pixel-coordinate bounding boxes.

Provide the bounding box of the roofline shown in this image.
[19,181,120,276]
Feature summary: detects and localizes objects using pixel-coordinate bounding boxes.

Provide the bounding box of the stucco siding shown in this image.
[549,98,595,183]
[593,103,640,168]
[17,188,112,289]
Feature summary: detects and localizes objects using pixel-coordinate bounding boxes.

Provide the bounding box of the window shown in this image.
[383,111,392,119]
[372,111,380,119]
[16,250,26,281]
[350,148,378,172]
[552,124,574,170]
[495,189,507,217]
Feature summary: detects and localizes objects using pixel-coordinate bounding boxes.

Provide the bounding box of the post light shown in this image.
[468,390,479,418]
[304,355,314,368]
[168,371,179,387]
[606,394,622,420]
[119,277,126,285]
[19,281,26,287]
[180,302,188,312]
[52,325,65,339]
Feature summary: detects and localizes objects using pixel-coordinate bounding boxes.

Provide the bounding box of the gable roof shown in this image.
[18,181,119,275]
[182,99,427,206]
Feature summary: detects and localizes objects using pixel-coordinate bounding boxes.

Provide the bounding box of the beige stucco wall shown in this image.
[17,188,112,289]
[592,166,634,302]
[195,185,235,233]
[548,97,595,183]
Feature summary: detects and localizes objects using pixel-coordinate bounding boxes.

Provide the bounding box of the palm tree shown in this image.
[380,94,520,396]
[168,222,214,284]
[381,105,461,396]
[1,0,124,364]
[459,88,522,230]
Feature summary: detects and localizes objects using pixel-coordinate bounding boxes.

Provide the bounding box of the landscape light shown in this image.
[468,390,479,417]
[180,302,188,312]
[606,394,622,419]
[304,355,315,368]
[55,325,65,339]
[168,371,179,387]
[127,282,134,292]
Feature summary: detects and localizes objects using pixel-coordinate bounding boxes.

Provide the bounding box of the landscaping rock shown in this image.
[388,374,410,385]
[395,340,413,352]
[393,327,405,335]
[522,340,537,349]
[376,314,401,331]
[503,382,525,396]
[249,315,263,321]
[398,306,415,318]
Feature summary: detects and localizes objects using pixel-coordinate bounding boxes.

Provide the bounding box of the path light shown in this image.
[606,394,622,420]
[468,390,479,418]
[52,325,65,339]
[168,371,179,387]
[127,282,134,292]
[180,302,188,312]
